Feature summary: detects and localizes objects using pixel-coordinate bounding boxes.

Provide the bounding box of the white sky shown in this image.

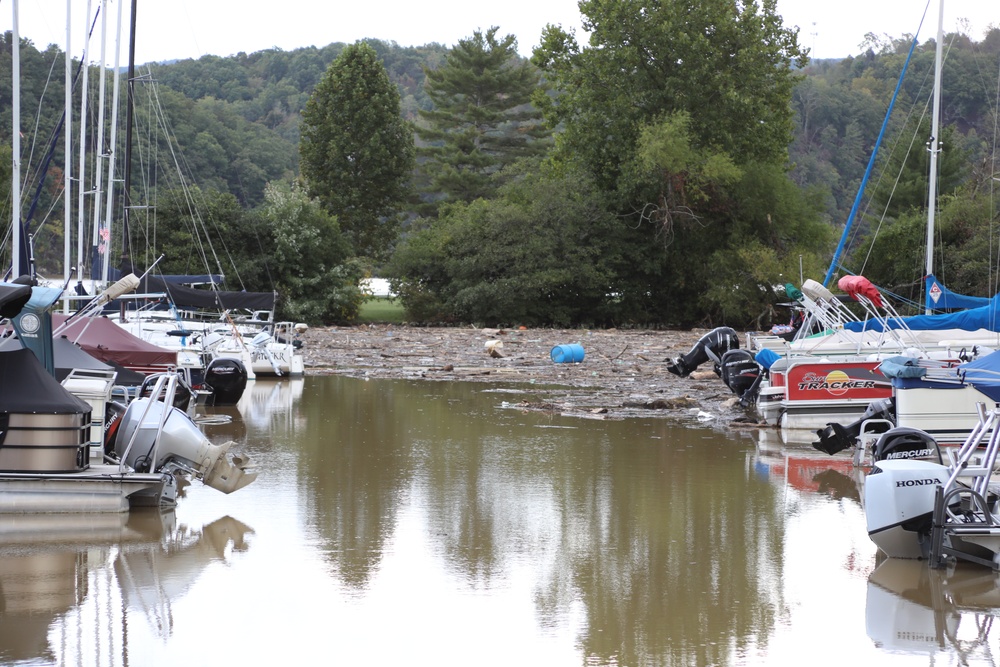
[1,1,997,65]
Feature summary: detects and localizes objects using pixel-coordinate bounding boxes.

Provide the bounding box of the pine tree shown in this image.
[299,41,415,260]
[416,28,549,211]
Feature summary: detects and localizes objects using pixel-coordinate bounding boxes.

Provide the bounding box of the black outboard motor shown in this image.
[205,357,249,406]
[719,349,760,403]
[666,326,740,377]
[812,398,895,456]
[871,427,942,464]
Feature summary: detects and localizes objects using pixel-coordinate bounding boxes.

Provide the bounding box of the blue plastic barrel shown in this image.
[551,343,585,363]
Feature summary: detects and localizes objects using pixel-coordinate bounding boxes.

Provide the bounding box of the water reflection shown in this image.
[0,511,253,665]
[10,374,995,665]
[867,558,1000,663]
[291,377,791,666]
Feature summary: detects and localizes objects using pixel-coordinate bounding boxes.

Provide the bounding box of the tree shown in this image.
[532,0,806,200]
[387,161,632,327]
[259,181,364,323]
[416,27,550,210]
[299,41,415,260]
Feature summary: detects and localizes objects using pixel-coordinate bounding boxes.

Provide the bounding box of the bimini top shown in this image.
[0,348,91,414]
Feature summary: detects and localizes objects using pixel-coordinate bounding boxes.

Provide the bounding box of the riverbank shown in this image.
[298,324,762,427]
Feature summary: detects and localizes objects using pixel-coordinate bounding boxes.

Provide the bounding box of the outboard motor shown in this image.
[813,398,895,456]
[871,427,943,464]
[204,357,248,406]
[864,427,947,559]
[139,373,195,412]
[719,349,760,403]
[109,398,257,495]
[666,326,740,377]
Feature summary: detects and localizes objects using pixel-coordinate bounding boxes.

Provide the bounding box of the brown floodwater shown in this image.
[1,375,997,666]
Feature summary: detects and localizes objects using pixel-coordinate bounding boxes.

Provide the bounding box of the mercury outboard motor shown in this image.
[719,349,760,403]
[205,357,248,405]
[666,326,740,377]
[871,427,943,464]
[812,398,895,456]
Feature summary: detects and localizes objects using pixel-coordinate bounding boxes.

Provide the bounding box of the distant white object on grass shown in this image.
[361,278,394,297]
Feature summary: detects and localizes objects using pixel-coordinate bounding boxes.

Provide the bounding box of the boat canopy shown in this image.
[52,314,176,368]
[0,348,92,414]
[0,334,115,381]
[135,275,276,312]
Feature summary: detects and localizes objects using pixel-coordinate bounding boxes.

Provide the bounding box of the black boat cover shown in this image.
[136,275,276,312]
[0,348,91,414]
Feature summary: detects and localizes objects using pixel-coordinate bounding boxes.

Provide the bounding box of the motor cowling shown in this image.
[872,426,942,464]
[719,349,760,401]
[205,357,248,406]
[666,326,740,377]
[865,458,948,559]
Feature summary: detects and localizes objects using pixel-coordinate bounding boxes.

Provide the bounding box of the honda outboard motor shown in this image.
[719,349,760,403]
[812,398,895,456]
[865,427,947,558]
[666,326,740,377]
[205,357,248,405]
[109,398,256,495]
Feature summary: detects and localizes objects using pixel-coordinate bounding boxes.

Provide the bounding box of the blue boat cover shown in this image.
[878,356,927,379]
[925,274,992,311]
[957,350,1000,402]
[755,348,780,370]
[844,292,1000,333]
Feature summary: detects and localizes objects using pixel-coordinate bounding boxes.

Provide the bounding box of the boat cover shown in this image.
[0,282,31,318]
[136,275,276,312]
[925,274,992,311]
[838,275,884,308]
[957,350,1000,402]
[844,293,1000,333]
[0,334,115,381]
[52,314,176,368]
[0,348,91,414]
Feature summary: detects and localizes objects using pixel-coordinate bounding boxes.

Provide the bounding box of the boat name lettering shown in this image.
[796,373,876,391]
[894,478,941,487]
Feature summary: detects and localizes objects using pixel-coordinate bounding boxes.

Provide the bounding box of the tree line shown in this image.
[2,5,1000,328]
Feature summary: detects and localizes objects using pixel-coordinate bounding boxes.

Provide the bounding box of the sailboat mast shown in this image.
[924,0,944,315]
[64,0,73,292]
[121,0,137,269]
[11,0,21,278]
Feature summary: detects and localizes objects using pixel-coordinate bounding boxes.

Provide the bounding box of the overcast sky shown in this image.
[2,1,996,65]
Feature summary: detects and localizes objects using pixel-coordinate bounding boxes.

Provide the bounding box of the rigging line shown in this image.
[18,6,103,249]
[844,28,954,294]
[144,71,235,286]
[146,62,249,289]
[822,3,929,287]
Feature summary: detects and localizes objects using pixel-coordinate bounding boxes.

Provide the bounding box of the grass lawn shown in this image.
[358,296,406,324]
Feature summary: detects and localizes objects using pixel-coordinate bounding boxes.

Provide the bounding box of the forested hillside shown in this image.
[3,15,1000,327]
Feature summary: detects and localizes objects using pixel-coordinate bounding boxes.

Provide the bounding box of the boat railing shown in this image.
[929,403,1000,569]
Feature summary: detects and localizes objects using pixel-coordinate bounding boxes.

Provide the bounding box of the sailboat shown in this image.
[1,3,257,512]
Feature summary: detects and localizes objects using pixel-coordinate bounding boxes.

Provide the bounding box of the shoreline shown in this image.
[297,324,760,426]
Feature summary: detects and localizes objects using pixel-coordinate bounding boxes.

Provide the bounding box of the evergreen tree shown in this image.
[416,27,549,210]
[299,42,415,260]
